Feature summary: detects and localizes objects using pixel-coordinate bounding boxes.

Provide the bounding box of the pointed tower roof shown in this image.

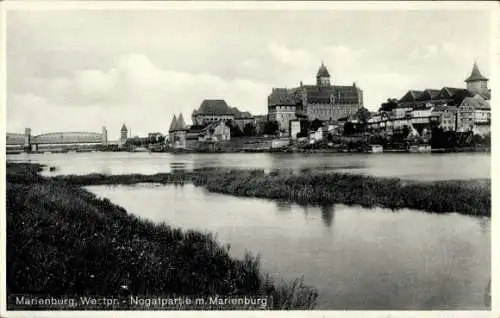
[169,114,177,132]
[465,62,488,82]
[177,113,187,130]
[121,124,128,132]
[316,62,330,77]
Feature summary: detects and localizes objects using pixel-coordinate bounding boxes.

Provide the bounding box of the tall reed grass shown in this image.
[49,166,490,217]
[6,163,318,309]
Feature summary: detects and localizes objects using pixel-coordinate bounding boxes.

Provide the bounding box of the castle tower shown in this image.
[177,113,187,130]
[169,114,177,132]
[120,124,128,145]
[465,62,488,95]
[316,62,331,88]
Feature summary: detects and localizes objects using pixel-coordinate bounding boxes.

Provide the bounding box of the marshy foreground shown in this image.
[6,162,490,310]
[51,166,490,217]
[6,163,317,310]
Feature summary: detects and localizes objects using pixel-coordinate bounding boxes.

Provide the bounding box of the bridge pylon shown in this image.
[24,128,32,153]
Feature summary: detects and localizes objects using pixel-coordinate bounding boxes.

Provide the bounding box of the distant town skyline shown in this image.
[7,4,493,139]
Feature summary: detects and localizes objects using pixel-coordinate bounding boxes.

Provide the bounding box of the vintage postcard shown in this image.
[1,1,497,317]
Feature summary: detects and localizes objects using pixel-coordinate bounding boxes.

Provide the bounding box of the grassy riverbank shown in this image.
[6,163,318,309]
[50,166,490,217]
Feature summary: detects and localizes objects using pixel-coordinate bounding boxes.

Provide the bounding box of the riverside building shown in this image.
[368,62,491,136]
[168,113,188,149]
[267,62,364,134]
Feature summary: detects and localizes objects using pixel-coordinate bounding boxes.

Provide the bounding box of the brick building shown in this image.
[268,62,364,134]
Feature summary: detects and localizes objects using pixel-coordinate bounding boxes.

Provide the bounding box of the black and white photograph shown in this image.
[2,1,496,315]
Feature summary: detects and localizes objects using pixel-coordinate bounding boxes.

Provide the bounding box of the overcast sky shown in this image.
[7,6,493,139]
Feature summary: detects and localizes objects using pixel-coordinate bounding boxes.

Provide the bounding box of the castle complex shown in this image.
[268,63,364,133]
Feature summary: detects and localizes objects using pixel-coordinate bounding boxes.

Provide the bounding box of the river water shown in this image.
[84,183,490,310]
[7,151,491,181]
[8,152,491,309]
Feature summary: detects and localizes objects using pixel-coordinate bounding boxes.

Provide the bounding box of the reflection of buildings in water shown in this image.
[320,204,335,228]
[478,217,490,235]
[190,158,205,171]
[269,153,335,173]
[484,279,491,308]
[275,200,292,213]
[100,166,112,175]
[267,154,295,175]
[268,152,296,173]
[172,182,186,189]
[297,203,335,227]
[170,161,188,172]
[190,155,224,171]
[298,202,309,218]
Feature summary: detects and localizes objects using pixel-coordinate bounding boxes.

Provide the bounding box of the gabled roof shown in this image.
[399,90,424,102]
[451,89,474,106]
[460,96,491,110]
[333,86,361,101]
[417,89,441,101]
[465,62,488,82]
[437,87,466,99]
[268,88,300,106]
[301,85,361,104]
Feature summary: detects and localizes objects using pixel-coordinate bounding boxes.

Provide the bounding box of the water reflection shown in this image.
[484,279,491,308]
[320,204,335,228]
[86,184,491,310]
[170,161,187,172]
[267,153,368,174]
[100,166,112,175]
[296,202,335,227]
[10,151,490,181]
[297,202,309,218]
[275,200,292,213]
[478,217,490,235]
